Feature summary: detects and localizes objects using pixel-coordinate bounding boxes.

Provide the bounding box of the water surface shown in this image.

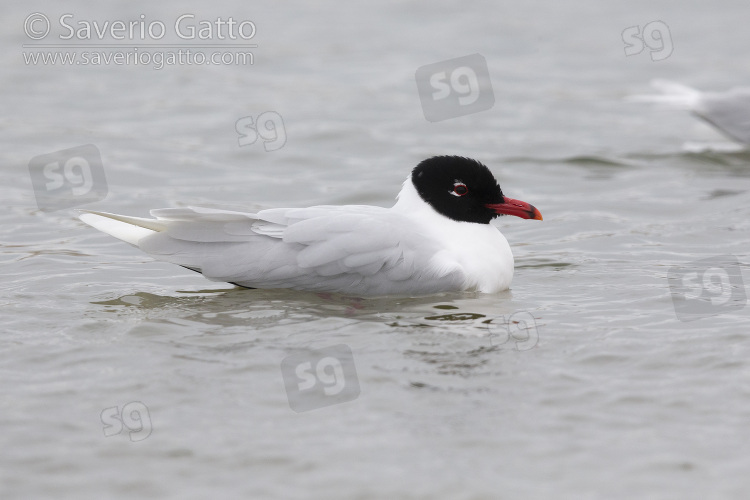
[3,1,750,498]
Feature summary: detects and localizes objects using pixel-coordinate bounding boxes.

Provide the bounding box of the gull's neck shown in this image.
[391,176,438,219]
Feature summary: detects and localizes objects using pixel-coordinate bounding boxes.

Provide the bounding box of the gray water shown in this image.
[3,0,750,498]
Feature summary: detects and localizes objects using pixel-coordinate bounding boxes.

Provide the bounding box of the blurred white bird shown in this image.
[629,79,750,147]
[79,156,542,297]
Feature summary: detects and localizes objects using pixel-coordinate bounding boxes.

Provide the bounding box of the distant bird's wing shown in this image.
[628,79,750,145]
[692,89,750,144]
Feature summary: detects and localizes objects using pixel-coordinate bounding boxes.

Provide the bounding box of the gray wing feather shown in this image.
[694,90,750,144]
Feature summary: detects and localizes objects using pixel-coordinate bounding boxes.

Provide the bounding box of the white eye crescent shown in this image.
[451,182,468,197]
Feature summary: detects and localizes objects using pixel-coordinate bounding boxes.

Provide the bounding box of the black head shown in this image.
[411,156,542,224]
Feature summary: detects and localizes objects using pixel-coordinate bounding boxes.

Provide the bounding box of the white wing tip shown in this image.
[78,211,156,247]
[626,79,702,108]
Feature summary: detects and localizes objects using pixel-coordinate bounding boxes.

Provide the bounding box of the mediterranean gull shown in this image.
[79,156,542,297]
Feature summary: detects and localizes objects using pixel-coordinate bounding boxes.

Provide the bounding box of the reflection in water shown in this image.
[88,286,541,380]
[91,287,522,332]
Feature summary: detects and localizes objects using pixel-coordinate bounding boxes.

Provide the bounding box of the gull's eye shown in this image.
[451,183,468,197]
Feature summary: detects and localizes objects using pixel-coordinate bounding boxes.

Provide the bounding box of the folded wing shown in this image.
[80,206,463,295]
